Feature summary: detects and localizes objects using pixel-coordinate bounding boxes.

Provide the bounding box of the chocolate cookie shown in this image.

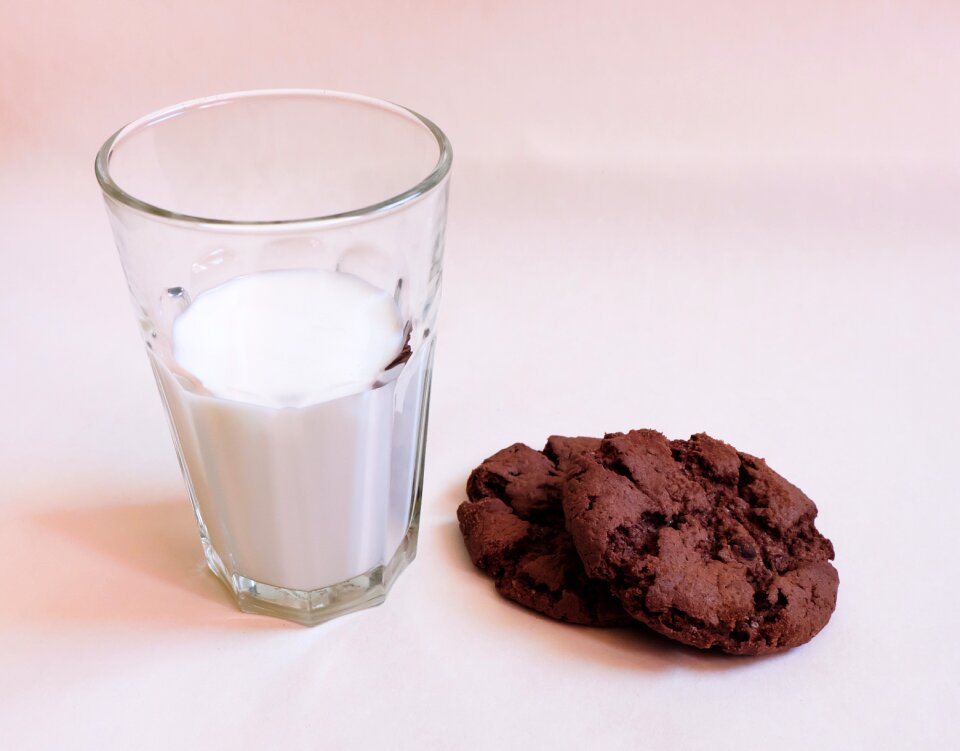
[562,430,838,654]
[458,437,631,626]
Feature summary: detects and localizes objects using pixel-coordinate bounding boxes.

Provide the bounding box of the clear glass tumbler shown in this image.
[95,90,451,625]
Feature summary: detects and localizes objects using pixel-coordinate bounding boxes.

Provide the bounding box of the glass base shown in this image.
[201,520,420,626]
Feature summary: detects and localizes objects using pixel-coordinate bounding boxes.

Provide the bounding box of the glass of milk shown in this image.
[95,90,451,625]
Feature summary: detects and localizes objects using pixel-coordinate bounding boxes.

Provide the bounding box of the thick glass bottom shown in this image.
[201,516,420,626]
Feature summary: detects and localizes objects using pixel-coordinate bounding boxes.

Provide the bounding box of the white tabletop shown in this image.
[2,3,958,750]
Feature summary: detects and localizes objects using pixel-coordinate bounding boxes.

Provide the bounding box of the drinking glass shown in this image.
[95,90,451,625]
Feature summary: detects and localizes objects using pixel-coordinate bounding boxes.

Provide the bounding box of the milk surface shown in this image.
[151,270,425,591]
[172,270,404,407]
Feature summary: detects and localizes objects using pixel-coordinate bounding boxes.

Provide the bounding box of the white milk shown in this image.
[150,269,427,592]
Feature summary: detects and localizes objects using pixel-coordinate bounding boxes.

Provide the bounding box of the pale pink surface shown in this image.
[1,3,958,750]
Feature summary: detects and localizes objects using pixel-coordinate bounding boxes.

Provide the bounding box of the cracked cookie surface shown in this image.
[457,437,631,626]
[562,430,838,654]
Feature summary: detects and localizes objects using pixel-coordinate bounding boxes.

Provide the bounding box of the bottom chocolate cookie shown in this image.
[458,437,631,626]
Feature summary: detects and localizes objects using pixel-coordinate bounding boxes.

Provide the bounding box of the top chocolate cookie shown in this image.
[562,430,838,654]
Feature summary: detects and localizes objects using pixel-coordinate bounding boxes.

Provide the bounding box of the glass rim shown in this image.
[94,88,453,228]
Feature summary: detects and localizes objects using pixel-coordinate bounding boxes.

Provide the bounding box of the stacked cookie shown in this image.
[457,430,839,655]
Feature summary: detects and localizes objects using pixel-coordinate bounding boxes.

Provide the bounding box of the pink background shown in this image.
[1,3,958,749]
